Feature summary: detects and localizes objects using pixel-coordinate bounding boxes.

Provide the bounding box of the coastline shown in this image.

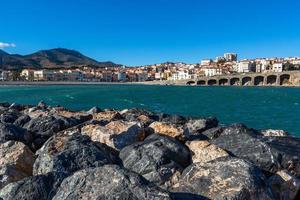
[0,80,299,87]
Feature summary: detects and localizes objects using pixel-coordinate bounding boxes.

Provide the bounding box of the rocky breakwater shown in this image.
[0,102,299,200]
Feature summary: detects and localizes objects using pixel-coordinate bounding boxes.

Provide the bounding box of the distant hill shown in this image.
[0,48,120,70]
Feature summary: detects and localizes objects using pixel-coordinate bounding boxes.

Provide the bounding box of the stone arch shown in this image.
[207,79,217,85]
[254,76,264,86]
[242,77,252,86]
[219,78,229,86]
[197,80,206,85]
[279,74,290,85]
[186,81,196,85]
[230,77,240,86]
[266,75,277,85]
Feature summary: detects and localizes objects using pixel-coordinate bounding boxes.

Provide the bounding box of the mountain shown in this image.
[0,48,120,70]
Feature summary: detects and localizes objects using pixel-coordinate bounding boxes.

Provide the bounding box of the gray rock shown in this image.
[13,115,31,127]
[184,117,218,140]
[52,165,172,200]
[0,122,32,145]
[120,134,191,188]
[209,124,300,177]
[0,112,20,124]
[0,172,67,200]
[33,133,120,175]
[172,157,271,200]
[86,106,102,114]
[267,170,300,200]
[159,114,187,125]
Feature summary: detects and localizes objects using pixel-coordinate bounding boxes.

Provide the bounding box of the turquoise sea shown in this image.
[0,85,299,137]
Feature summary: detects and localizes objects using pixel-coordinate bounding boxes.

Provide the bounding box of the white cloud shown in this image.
[0,42,16,49]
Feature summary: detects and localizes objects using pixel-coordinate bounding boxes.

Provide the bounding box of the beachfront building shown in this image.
[237,60,255,73]
[201,59,213,66]
[202,66,223,77]
[20,69,35,81]
[33,70,54,81]
[272,63,283,73]
[117,72,126,82]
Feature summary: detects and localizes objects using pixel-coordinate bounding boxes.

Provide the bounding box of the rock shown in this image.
[149,121,186,141]
[119,134,191,188]
[0,172,67,200]
[201,126,224,139]
[93,110,123,121]
[184,118,218,140]
[159,114,187,125]
[52,165,172,200]
[0,112,20,124]
[86,106,101,114]
[8,103,24,112]
[0,141,36,189]
[121,108,157,125]
[37,101,47,109]
[186,140,229,164]
[172,157,271,200]
[24,115,87,150]
[0,123,32,145]
[33,133,119,175]
[261,129,289,137]
[267,170,300,200]
[0,103,10,108]
[81,120,145,150]
[13,115,31,127]
[209,124,300,177]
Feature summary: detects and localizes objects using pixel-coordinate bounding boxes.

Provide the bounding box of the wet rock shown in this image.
[0,141,36,189]
[184,118,218,140]
[37,101,47,109]
[201,126,224,139]
[172,157,271,200]
[0,123,32,144]
[52,165,172,200]
[267,170,300,200]
[86,106,101,114]
[120,134,191,188]
[13,115,31,127]
[8,103,24,112]
[33,133,119,175]
[186,140,229,164]
[209,124,300,177]
[93,110,123,121]
[261,129,289,137]
[81,120,145,150]
[0,172,67,200]
[149,121,186,141]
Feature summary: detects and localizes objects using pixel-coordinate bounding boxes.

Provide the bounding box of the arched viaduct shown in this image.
[184,71,300,87]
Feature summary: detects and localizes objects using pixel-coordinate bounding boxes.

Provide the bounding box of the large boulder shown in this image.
[172,157,271,200]
[120,134,191,188]
[81,120,145,150]
[184,118,218,140]
[33,133,119,175]
[186,140,229,164]
[0,123,31,145]
[209,124,300,177]
[0,112,20,124]
[93,110,122,121]
[120,108,157,125]
[0,141,36,189]
[0,172,67,200]
[159,114,188,125]
[13,115,31,127]
[149,121,186,141]
[267,170,300,200]
[52,165,172,200]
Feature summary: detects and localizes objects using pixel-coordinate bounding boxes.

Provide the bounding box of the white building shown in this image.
[272,63,283,72]
[237,61,254,73]
[201,59,213,66]
[172,71,191,80]
[33,70,54,81]
[117,72,126,82]
[202,67,222,77]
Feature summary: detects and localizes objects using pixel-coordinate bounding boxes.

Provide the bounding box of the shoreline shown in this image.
[0,80,299,88]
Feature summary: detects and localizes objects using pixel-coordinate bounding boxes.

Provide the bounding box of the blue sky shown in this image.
[1,0,300,66]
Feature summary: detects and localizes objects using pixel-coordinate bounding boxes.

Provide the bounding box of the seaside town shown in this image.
[1,53,300,82]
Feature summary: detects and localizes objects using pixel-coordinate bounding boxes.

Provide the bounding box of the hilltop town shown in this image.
[1,52,300,82]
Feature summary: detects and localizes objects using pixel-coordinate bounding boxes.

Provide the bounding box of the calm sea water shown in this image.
[0,85,299,137]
